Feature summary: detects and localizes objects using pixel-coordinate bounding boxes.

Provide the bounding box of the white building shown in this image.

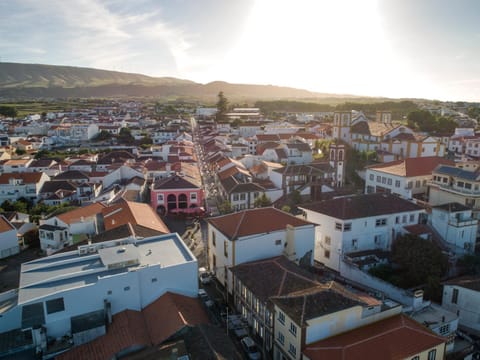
[442,277,480,333]
[365,156,454,199]
[0,215,19,258]
[431,203,478,254]
[299,193,426,272]
[70,123,99,141]
[0,172,50,204]
[207,207,315,294]
[39,202,106,252]
[0,233,198,340]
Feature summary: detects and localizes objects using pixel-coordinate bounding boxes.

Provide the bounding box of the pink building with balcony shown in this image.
[151,175,204,215]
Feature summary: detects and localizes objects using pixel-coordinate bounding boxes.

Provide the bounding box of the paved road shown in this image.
[0,247,42,292]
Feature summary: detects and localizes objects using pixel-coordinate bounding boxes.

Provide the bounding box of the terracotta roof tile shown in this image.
[0,172,43,184]
[303,314,446,360]
[55,202,106,225]
[57,293,209,360]
[208,207,313,240]
[102,200,169,234]
[0,215,15,233]
[143,292,209,344]
[367,157,454,177]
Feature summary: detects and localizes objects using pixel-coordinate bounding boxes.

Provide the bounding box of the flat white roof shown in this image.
[18,233,195,304]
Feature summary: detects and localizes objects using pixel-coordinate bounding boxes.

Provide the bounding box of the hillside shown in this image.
[0,62,343,101]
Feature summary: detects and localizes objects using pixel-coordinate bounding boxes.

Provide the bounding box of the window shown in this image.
[439,324,450,335]
[324,249,330,259]
[157,194,164,202]
[402,215,408,223]
[212,232,216,247]
[278,331,285,345]
[233,194,239,201]
[409,214,415,223]
[325,236,331,245]
[278,311,285,325]
[335,222,342,231]
[275,239,282,246]
[375,218,387,227]
[289,344,297,356]
[395,180,401,188]
[352,239,358,249]
[387,178,392,185]
[224,241,228,257]
[107,290,112,295]
[428,349,436,360]
[395,216,400,224]
[212,254,216,269]
[190,192,197,201]
[376,176,381,182]
[151,278,158,283]
[46,298,65,314]
[254,192,259,198]
[369,174,374,181]
[240,193,246,200]
[124,286,130,291]
[290,323,297,336]
[411,357,420,360]
[374,235,381,244]
[382,177,386,184]
[415,180,421,188]
[452,288,459,304]
[343,223,352,231]
[407,181,413,189]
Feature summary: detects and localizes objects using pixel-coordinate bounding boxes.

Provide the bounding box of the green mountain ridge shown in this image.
[0,62,371,101]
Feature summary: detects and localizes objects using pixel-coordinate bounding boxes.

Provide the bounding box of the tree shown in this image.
[215,91,229,122]
[0,105,18,118]
[218,200,233,214]
[391,234,449,290]
[436,116,457,135]
[407,110,437,133]
[118,127,134,145]
[281,205,291,213]
[254,193,272,208]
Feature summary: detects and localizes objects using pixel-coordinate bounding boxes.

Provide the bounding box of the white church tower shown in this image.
[329,142,346,187]
[332,111,352,143]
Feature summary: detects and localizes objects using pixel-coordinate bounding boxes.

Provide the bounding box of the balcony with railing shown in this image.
[429,181,480,196]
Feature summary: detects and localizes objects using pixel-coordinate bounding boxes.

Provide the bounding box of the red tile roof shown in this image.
[102,200,169,234]
[143,292,210,344]
[303,314,446,360]
[367,156,454,177]
[57,293,209,360]
[0,172,43,184]
[0,215,15,233]
[208,207,313,240]
[55,202,106,225]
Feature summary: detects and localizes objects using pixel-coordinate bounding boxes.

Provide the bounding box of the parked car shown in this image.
[240,336,261,360]
[198,267,212,284]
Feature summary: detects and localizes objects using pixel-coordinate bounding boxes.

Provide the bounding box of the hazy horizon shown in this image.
[1,0,480,102]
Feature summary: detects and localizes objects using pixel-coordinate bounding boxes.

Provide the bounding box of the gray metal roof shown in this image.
[435,165,480,181]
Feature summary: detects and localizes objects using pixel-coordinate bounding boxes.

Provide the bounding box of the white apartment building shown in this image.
[0,233,198,340]
[207,207,315,294]
[0,172,50,204]
[299,193,426,272]
[365,156,454,199]
[70,123,99,141]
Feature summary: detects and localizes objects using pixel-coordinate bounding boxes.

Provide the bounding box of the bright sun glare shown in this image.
[208,0,436,99]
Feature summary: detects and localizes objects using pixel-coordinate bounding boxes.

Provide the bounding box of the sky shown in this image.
[1,0,480,101]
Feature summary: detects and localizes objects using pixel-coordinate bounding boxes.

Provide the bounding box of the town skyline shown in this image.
[2,0,480,102]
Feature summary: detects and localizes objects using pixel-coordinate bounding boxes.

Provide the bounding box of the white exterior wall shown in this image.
[442,285,480,331]
[102,166,144,189]
[0,228,19,258]
[208,224,315,292]
[431,208,478,253]
[1,250,197,337]
[302,209,424,272]
[365,169,431,199]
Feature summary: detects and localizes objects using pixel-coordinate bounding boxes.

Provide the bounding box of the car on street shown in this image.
[240,336,261,359]
[198,267,212,284]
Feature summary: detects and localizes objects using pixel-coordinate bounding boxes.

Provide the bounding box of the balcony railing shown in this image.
[429,182,480,196]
